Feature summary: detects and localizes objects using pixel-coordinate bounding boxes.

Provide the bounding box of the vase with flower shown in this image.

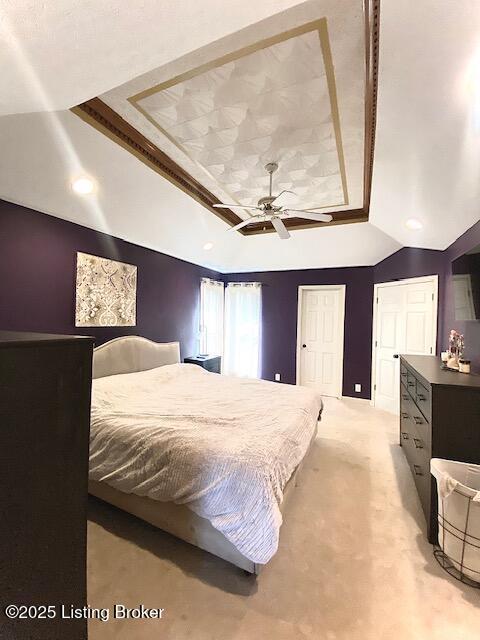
[446,330,464,370]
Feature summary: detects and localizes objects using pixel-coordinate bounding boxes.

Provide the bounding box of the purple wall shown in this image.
[227,267,374,399]
[374,247,446,285]
[2,197,480,396]
[0,199,219,358]
[226,220,480,397]
[373,222,480,372]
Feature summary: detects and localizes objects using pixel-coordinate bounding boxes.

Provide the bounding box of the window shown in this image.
[200,278,224,356]
[223,282,262,378]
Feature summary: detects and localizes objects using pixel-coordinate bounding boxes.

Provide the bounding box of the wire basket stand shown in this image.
[434,491,480,588]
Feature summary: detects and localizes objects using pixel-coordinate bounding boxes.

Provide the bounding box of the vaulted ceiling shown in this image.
[0,1,479,272]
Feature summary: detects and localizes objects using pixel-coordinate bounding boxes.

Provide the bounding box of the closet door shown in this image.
[373,278,437,413]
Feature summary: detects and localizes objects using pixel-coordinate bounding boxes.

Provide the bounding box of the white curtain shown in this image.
[200,278,224,356]
[224,282,262,378]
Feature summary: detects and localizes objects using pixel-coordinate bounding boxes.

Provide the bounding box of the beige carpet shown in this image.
[87,397,480,639]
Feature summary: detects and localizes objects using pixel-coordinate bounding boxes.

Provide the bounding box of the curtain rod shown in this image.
[226,282,262,287]
[201,277,224,285]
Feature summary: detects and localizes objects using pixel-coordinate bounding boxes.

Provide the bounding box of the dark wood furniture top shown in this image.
[184,355,222,374]
[401,354,480,389]
[0,331,94,640]
[399,355,480,544]
[0,330,94,346]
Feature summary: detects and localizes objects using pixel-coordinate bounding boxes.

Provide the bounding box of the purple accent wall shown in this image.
[0,199,219,358]
[2,197,480,396]
[373,247,446,285]
[226,267,374,399]
[373,221,480,372]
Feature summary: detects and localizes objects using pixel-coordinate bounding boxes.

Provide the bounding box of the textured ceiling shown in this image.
[1,0,480,273]
[0,0,309,116]
[102,0,365,218]
[131,26,347,212]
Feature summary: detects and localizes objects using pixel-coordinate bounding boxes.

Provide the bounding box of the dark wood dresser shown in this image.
[0,331,94,640]
[184,355,221,373]
[400,355,480,543]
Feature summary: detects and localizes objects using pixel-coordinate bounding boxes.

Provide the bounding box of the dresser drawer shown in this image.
[409,405,431,446]
[415,379,431,423]
[400,363,408,387]
[410,455,431,522]
[406,369,417,397]
[400,386,411,406]
[399,409,413,445]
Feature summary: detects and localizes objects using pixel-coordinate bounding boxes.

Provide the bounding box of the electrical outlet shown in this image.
[275,373,281,382]
[355,384,362,393]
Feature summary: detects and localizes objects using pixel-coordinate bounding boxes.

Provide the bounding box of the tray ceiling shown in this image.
[73,2,377,234]
[129,22,347,212]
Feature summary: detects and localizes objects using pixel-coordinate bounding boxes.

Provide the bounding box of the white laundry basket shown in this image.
[431,458,480,586]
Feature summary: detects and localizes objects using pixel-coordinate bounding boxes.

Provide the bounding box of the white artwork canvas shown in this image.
[75,252,137,327]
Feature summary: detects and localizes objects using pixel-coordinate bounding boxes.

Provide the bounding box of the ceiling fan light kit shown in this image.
[213,162,333,240]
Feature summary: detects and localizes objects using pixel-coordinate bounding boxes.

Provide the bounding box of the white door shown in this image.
[297,286,345,397]
[373,277,437,414]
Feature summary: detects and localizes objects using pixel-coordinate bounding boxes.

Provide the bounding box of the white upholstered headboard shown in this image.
[93,336,180,379]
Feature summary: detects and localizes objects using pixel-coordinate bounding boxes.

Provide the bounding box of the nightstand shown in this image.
[184,355,221,373]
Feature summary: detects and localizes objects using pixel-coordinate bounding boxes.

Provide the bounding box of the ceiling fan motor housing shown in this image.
[264,162,278,174]
[257,195,277,209]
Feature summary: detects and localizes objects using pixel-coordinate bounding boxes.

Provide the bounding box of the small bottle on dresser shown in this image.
[459,359,471,374]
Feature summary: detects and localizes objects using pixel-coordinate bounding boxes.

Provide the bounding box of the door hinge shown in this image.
[375,340,378,347]
[374,384,377,391]
[432,293,434,300]
[376,297,378,304]
[430,346,433,354]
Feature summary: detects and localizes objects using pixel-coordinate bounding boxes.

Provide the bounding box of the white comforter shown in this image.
[90,364,322,564]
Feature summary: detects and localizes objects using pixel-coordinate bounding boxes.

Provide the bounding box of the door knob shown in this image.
[393,354,399,359]
[302,344,307,348]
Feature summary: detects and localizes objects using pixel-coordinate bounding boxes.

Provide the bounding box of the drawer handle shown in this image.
[402,394,409,401]
[401,372,407,377]
[413,464,424,476]
[401,431,409,440]
[413,437,423,449]
[417,394,426,402]
[413,416,423,425]
[401,412,409,419]
[408,381,415,387]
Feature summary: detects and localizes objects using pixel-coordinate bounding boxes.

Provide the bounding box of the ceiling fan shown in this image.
[213,162,333,239]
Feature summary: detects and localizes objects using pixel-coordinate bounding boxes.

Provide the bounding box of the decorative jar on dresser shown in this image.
[399,355,480,543]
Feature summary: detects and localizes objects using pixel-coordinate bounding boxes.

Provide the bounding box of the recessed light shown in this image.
[203,242,214,251]
[71,177,94,195]
[406,218,423,230]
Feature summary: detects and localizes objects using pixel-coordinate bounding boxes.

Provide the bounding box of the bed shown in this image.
[88,336,323,574]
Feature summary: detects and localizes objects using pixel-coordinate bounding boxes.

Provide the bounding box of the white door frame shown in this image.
[296,284,346,398]
[371,275,439,407]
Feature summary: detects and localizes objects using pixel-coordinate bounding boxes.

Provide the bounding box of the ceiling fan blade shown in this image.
[214,204,261,211]
[285,210,333,223]
[271,217,290,240]
[270,190,296,207]
[229,216,260,232]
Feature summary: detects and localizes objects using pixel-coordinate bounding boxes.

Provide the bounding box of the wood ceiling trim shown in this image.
[71,1,379,236]
[71,97,242,227]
